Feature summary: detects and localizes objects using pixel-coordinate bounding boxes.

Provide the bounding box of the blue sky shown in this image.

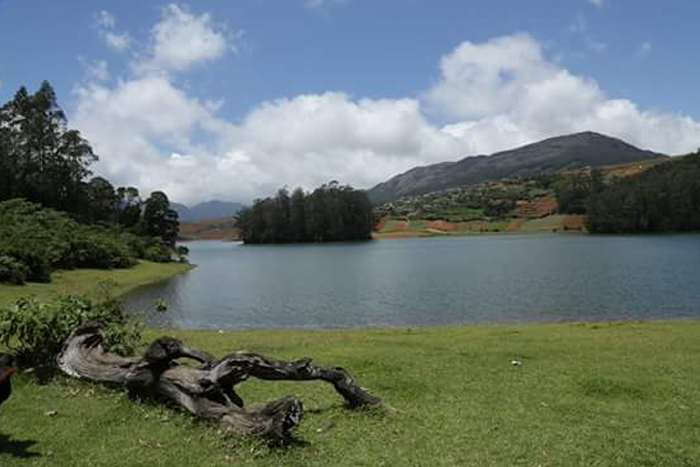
[1,0,699,203]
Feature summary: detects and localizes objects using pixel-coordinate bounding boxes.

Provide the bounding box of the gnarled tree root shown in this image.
[57,322,380,442]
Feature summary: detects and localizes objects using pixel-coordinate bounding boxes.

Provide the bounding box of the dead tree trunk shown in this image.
[57,322,380,442]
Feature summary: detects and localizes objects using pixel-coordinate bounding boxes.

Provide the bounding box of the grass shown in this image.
[0,261,194,308]
[519,214,570,233]
[2,320,700,466]
[435,206,484,222]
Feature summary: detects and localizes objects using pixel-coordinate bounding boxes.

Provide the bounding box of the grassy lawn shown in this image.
[2,320,700,466]
[0,261,194,308]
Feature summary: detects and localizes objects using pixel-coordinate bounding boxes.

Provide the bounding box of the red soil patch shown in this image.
[562,215,586,231]
[179,220,241,240]
[372,230,432,239]
[515,196,558,218]
[507,218,527,232]
[374,217,389,232]
[425,220,458,232]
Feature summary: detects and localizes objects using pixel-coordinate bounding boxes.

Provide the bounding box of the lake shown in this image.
[124,235,700,329]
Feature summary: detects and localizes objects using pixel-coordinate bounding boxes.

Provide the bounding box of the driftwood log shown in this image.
[57,322,381,442]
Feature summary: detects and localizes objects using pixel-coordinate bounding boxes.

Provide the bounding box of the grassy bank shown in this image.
[2,320,700,466]
[0,261,194,308]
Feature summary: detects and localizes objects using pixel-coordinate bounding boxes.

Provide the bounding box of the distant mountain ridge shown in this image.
[367,132,667,204]
[172,200,243,222]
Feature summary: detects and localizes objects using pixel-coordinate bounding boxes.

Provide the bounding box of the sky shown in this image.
[1,0,700,205]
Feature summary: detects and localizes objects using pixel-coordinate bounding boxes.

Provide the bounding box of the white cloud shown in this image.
[103,32,132,52]
[426,33,700,156]
[568,14,606,53]
[305,0,346,10]
[74,81,471,204]
[96,10,132,52]
[637,41,652,58]
[133,4,233,75]
[96,11,116,29]
[80,58,110,82]
[586,37,607,52]
[426,34,556,120]
[569,14,587,34]
[74,11,700,205]
[588,0,604,8]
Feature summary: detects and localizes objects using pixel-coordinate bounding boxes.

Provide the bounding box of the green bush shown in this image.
[176,245,190,263]
[0,247,51,282]
[143,243,173,263]
[0,255,30,284]
[120,233,172,263]
[0,295,142,367]
[0,199,181,284]
[66,233,136,269]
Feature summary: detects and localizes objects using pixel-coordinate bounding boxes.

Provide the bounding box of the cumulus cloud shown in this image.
[96,10,132,52]
[73,82,470,204]
[427,33,700,156]
[133,4,233,75]
[74,9,700,204]
[427,34,557,120]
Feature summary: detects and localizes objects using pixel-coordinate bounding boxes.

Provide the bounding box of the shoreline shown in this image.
[371,228,587,239]
[145,316,700,336]
[0,260,195,308]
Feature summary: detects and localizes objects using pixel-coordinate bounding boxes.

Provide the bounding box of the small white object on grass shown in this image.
[511,360,523,366]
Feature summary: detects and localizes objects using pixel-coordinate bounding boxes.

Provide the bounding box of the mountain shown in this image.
[172,200,243,222]
[367,132,667,204]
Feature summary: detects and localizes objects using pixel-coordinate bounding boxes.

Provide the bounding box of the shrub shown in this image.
[66,233,137,269]
[0,295,142,368]
[0,247,52,282]
[0,199,182,284]
[176,245,190,263]
[0,255,30,284]
[143,242,173,263]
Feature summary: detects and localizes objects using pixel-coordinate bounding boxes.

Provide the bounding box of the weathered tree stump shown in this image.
[57,322,380,442]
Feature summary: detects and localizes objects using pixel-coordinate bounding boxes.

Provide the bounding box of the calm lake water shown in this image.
[124,235,700,329]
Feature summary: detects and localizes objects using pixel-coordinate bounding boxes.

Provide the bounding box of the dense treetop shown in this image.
[236,182,374,244]
[553,152,700,233]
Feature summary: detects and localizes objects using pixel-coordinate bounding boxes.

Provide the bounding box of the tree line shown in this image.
[236,182,374,243]
[0,81,182,283]
[553,153,700,233]
[0,81,179,245]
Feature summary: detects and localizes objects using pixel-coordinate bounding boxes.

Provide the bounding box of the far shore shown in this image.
[180,214,587,241]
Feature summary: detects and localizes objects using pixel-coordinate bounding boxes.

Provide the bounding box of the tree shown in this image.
[142,191,179,246]
[86,177,118,223]
[0,81,97,212]
[289,187,306,241]
[236,182,373,244]
[586,152,700,233]
[116,186,142,228]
